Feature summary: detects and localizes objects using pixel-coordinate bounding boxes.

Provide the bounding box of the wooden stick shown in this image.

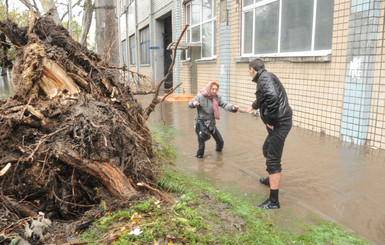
[137,182,173,204]
[0,163,11,177]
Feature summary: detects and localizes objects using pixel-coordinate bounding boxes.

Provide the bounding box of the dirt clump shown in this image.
[0,12,159,244]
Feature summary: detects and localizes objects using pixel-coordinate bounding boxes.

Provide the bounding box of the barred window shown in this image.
[185,0,217,59]
[242,0,334,57]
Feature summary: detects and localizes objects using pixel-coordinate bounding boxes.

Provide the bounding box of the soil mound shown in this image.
[0,12,158,244]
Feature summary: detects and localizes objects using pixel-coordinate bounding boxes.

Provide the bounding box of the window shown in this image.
[242,0,334,57]
[129,34,136,66]
[185,0,217,59]
[140,27,150,65]
[121,39,128,65]
[119,12,127,41]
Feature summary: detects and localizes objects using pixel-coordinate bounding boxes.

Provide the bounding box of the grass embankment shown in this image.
[78,124,369,245]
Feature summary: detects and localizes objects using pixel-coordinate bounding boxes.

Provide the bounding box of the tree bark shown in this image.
[80,0,94,46]
[39,0,61,24]
[2,196,38,218]
[95,0,119,66]
[57,148,137,200]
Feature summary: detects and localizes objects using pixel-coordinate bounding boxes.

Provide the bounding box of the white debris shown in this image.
[128,227,143,236]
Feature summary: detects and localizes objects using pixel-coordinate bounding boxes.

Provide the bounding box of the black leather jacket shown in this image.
[251,69,292,126]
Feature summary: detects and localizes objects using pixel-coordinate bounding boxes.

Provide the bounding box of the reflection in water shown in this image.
[148,98,385,245]
[0,69,14,99]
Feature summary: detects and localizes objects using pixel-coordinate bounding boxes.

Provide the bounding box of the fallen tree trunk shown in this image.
[57,148,137,200]
[0,11,156,226]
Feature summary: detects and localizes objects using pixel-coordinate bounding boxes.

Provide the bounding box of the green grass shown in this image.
[150,123,179,162]
[78,123,370,245]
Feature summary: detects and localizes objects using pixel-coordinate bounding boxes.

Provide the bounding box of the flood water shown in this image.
[145,98,385,245]
[0,70,14,99]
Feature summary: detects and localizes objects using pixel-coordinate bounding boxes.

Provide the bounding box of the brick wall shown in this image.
[370,1,385,148]
[120,0,385,149]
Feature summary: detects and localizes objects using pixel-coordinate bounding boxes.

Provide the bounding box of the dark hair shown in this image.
[249,58,265,71]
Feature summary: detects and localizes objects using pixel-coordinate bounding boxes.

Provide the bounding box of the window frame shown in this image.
[185,0,217,60]
[139,26,150,65]
[121,39,128,66]
[129,34,137,66]
[242,0,333,58]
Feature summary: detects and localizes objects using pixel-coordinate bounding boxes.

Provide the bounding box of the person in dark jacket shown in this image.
[189,81,239,158]
[246,58,292,210]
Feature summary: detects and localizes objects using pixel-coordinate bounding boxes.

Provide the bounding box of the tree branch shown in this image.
[142,24,189,121]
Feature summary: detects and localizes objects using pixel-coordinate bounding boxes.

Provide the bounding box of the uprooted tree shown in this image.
[0,9,187,232]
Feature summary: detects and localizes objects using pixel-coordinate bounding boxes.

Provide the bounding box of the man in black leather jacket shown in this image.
[246,58,292,210]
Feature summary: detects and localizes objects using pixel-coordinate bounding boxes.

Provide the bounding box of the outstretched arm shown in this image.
[217,95,239,112]
[188,95,201,108]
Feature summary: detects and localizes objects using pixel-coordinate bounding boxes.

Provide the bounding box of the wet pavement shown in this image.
[145,97,385,245]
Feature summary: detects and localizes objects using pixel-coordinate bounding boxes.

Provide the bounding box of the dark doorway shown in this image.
[163,16,173,89]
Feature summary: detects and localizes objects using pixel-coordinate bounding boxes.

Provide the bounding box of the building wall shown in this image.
[196,62,219,91]
[370,1,385,148]
[229,1,346,139]
[120,0,385,150]
[228,0,385,149]
[137,0,150,24]
[154,0,171,12]
[179,63,191,94]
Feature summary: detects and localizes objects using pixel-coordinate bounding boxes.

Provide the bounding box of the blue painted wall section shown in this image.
[218,0,230,101]
[341,0,380,145]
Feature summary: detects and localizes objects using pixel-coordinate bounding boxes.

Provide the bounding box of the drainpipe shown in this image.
[135,0,139,73]
[149,0,155,82]
[117,0,122,66]
[125,4,129,67]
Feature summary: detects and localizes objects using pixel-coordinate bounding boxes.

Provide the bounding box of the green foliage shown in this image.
[0,3,28,26]
[293,221,370,245]
[156,169,188,194]
[62,20,82,42]
[150,123,179,162]
[0,3,28,66]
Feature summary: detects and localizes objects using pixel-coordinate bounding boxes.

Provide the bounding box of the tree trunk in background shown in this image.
[95,0,119,67]
[68,0,73,37]
[19,0,41,16]
[39,0,61,24]
[80,0,94,46]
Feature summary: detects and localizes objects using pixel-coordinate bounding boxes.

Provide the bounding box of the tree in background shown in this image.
[0,2,28,74]
[80,0,94,46]
[18,0,95,48]
[39,0,61,24]
[94,0,119,66]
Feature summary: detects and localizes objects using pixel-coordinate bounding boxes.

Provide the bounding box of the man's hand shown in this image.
[233,105,240,110]
[245,105,253,113]
[193,101,200,107]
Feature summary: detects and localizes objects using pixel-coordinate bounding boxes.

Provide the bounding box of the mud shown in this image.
[147,98,385,245]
